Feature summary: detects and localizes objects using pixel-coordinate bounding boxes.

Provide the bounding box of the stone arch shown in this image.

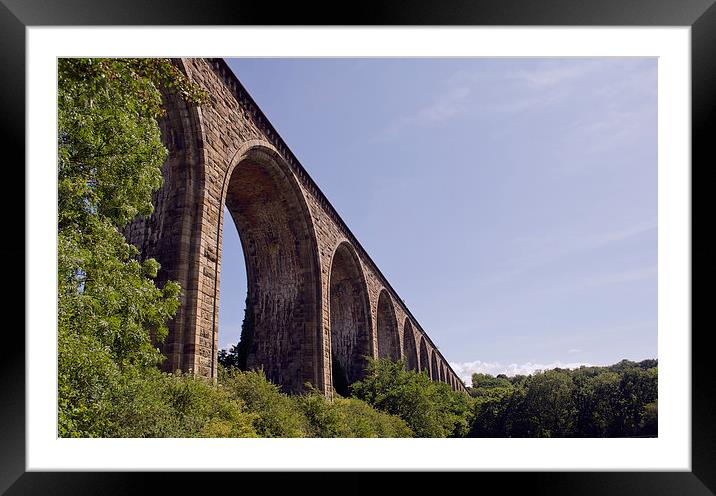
[221,142,322,393]
[418,336,430,376]
[125,78,209,375]
[128,59,468,397]
[431,351,439,381]
[376,289,400,361]
[439,362,445,382]
[402,319,418,371]
[328,241,372,397]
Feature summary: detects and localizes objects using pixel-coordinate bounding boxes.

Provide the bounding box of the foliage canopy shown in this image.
[468,359,658,437]
[57,58,204,436]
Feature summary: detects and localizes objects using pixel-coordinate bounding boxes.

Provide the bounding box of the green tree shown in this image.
[640,401,658,436]
[57,58,205,437]
[572,371,619,436]
[350,358,473,437]
[518,370,576,437]
[471,373,512,390]
[218,296,254,370]
[235,297,255,369]
[613,366,658,436]
[468,380,516,437]
[467,360,658,438]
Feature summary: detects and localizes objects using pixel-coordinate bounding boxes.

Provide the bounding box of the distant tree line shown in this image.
[467,359,657,437]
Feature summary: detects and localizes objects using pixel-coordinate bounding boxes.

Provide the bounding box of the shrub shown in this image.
[220,368,308,437]
[106,369,257,438]
[295,389,343,437]
[295,387,413,438]
[333,397,413,438]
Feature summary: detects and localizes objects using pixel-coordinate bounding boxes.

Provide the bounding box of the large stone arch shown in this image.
[403,319,418,371]
[328,241,373,396]
[125,59,468,397]
[376,289,400,361]
[125,78,209,375]
[418,336,430,376]
[221,143,322,393]
[431,352,439,381]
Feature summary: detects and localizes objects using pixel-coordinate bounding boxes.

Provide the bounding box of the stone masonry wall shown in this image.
[126,58,468,394]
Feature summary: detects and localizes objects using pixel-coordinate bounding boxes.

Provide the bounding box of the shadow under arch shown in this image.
[431,351,439,381]
[418,336,430,377]
[403,319,418,371]
[328,241,372,397]
[220,142,322,393]
[376,289,400,361]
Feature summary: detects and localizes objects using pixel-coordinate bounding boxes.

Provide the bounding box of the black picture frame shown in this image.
[3,0,710,493]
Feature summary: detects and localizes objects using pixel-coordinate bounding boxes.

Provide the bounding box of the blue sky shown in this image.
[219,57,657,382]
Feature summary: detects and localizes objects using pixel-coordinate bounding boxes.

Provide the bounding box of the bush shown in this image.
[333,397,414,438]
[219,367,308,437]
[350,358,473,437]
[294,388,413,438]
[294,389,343,437]
[105,369,257,438]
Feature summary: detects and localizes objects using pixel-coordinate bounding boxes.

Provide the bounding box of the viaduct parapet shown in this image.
[126,58,469,395]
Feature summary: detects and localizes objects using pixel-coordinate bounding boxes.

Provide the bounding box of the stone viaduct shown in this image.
[126,58,468,396]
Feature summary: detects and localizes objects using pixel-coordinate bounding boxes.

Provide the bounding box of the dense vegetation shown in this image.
[57,58,201,436]
[57,57,657,439]
[467,359,658,437]
[351,359,472,437]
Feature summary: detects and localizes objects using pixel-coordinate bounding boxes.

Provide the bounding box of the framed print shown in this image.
[5,0,711,493]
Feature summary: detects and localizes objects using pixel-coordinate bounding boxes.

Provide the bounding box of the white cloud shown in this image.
[568,348,581,354]
[449,359,592,385]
